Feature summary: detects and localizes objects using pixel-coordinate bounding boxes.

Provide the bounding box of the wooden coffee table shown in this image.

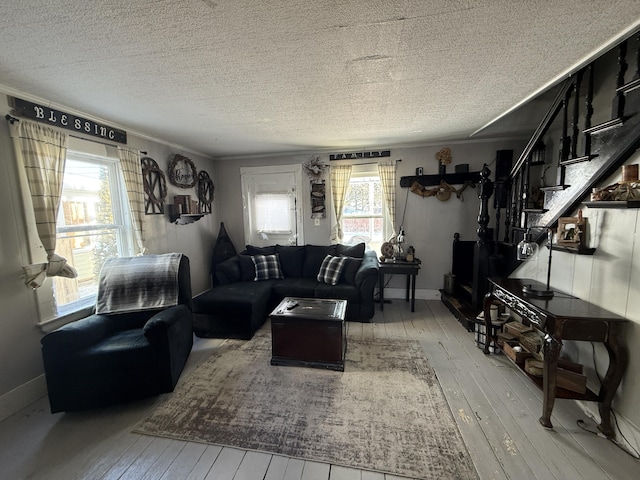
[269,297,347,371]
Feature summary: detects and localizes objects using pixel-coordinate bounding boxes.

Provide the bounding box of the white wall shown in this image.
[0,95,218,419]
[515,151,640,436]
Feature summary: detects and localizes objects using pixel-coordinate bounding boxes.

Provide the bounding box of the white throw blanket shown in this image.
[95,253,182,315]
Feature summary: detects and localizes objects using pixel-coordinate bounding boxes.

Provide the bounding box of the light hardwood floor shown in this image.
[1,300,638,480]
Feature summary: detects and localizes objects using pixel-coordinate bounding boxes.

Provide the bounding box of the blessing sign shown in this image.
[9,96,127,144]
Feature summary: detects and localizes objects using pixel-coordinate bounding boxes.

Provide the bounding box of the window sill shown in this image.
[37,299,95,333]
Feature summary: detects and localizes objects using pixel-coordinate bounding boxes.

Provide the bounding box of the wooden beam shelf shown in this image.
[400,171,481,188]
[550,245,596,255]
[584,200,640,209]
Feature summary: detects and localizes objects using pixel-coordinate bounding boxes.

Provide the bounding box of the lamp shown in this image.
[517,227,554,298]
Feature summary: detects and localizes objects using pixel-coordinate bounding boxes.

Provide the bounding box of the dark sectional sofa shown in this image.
[192,243,379,339]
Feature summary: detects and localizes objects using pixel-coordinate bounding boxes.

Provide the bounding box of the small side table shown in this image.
[378,259,420,312]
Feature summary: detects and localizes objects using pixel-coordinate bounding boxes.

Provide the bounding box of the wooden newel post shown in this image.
[472,164,494,310]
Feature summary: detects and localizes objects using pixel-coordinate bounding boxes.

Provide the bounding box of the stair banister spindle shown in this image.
[571,70,583,159]
[612,41,628,119]
[583,63,595,157]
[634,33,640,81]
[557,84,572,186]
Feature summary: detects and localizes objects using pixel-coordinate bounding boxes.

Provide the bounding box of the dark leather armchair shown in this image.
[41,254,193,413]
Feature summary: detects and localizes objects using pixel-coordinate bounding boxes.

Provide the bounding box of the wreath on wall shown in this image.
[168,154,197,188]
[303,155,327,182]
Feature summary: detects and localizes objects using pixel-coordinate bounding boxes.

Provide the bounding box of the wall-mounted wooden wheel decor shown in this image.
[197,170,214,214]
[141,157,167,214]
[168,154,197,188]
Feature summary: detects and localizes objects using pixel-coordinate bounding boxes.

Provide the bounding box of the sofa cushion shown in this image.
[302,245,336,278]
[276,245,305,278]
[216,256,241,284]
[317,255,349,285]
[237,254,255,281]
[271,278,318,299]
[252,254,284,281]
[314,282,360,303]
[341,256,363,286]
[246,245,277,256]
[336,242,365,258]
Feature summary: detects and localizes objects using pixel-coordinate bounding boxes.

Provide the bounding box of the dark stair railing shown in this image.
[442,31,640,329]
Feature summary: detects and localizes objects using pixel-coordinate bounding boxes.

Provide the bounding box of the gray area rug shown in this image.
[134,333,478,479]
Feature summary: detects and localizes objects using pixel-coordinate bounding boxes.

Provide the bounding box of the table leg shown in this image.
[405,274,410,302]
[482,293,495,354]
[598,323,629,438]
[540,334,562,429]
[410,274,416,312]
[379,271,385,311]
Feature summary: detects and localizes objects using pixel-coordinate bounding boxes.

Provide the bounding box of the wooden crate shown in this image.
[524,358,587,394]
[503,342,532,365]
[504,321,533,337]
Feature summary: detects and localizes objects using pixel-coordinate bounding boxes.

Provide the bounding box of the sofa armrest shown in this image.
[143,304,191,337]
[354,250,379,287]
[41,314,111,352]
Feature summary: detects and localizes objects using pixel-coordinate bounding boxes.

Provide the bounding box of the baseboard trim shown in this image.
[0,375,47,422]
[381,288,441,301]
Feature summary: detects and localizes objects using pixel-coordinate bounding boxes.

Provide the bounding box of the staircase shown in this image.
[442,31,640,330]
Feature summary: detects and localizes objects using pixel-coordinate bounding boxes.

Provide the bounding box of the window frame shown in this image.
[340,163,390,249]
[52,150,135,317]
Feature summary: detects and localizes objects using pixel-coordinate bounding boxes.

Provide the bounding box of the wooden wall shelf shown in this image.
[400,171,481,188]
[169,213,208,225]
[584,200,640,209]
[550,245,596,255]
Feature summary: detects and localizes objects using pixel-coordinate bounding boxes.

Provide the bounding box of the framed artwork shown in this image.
[557,216,586,247]
[168,154,197,188]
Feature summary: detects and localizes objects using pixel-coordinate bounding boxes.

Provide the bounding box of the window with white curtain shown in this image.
[341,164,388,252]
[53,151,134,315]
[241,165,304,247]
[255,192,293,234]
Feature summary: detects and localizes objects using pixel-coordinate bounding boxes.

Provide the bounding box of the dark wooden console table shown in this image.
[378,260,420,312]
[483,277,628,437]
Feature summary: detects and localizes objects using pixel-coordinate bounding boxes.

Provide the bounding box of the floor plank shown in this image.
[1,300,639,480]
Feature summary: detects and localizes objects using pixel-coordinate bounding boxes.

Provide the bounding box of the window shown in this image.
[53,151,134,315]
[255,192,293,234]
[342,165,387,252]
[240,165,304,247]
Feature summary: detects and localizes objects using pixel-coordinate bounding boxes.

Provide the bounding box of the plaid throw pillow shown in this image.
[317,255,349,285]
[251,254,283,281]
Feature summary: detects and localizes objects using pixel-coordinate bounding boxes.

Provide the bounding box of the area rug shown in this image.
[134,333,478,479]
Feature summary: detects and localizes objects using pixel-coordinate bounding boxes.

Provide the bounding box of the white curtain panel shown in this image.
[117,146,147,255]
[330,164,352,243]
[12,120,77,289]
[377,161,397,239]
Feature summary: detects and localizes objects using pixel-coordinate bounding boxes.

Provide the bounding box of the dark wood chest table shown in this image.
[483,277,628,437]
[270,297,347,371]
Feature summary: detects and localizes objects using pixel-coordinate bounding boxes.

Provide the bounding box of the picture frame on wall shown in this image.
[557,216,586,247]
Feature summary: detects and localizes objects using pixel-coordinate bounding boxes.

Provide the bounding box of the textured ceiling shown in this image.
[1,1,639,158]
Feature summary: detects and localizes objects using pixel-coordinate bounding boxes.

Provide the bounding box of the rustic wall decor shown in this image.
[8,96,127,144]
[311,181,326,218]
[168,154,197,188]
[197,171,215,214]
[141,157,167,214]
[302,156,327,182]
[557,212,586,247]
